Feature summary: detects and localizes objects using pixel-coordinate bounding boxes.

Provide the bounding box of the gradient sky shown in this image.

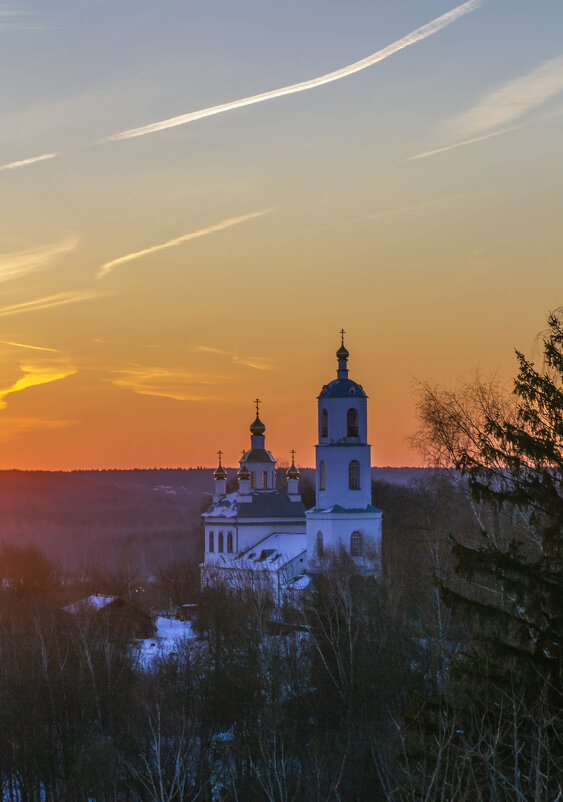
[0,0,562,469]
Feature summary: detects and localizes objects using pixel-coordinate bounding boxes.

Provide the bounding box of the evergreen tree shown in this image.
[407,311,563,801]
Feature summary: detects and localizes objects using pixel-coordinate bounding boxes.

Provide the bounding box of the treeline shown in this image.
[0,468,427,577]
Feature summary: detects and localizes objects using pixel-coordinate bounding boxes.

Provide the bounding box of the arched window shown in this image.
[349,460,360,490]
[319,460,326,491]
[251,471,256,488]
[227,532,233,553]
[316,531,324,558]
[262,471,268,488]
[321,409,328,438]
[350,531,363,557]
[218,531,224,553]
[209,531,214,553]
[347,408,359,438]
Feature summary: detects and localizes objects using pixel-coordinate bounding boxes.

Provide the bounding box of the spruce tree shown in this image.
[407,311,563,800]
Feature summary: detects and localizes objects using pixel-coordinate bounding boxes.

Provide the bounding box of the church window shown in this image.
[227,532,233,553]
[321,409,328,438]
[319,460,326,491]
[251,471,256,488]
[262,471,268,488]
[209,531,214,552]
[316,531,324,558]
[350,531,363,557]
[218,531,224,553]
[347,408,359,438]
[349,460,360,490]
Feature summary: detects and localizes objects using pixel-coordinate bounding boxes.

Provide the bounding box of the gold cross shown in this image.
[254,398,261,416]
[340,328,346,345]
[290,449,296,464]
[217,450,223,466]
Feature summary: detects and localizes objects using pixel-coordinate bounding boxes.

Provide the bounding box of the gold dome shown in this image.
[287,463,300,480]
[213,465,227,481]
[287,450,300,480]
[238,462,250,480]
[213,450,227,480]
[250,415,266,436]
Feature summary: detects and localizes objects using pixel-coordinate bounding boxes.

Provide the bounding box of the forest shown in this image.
[0,312,561,800]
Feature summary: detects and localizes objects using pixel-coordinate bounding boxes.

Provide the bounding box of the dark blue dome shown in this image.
[319,378,367,399]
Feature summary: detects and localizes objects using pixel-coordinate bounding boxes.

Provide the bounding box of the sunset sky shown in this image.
[0,0,562,470]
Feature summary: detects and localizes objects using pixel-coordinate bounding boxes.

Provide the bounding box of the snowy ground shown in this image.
[136,616,196,668]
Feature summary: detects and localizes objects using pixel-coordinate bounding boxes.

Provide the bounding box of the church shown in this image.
[201,335,383,595]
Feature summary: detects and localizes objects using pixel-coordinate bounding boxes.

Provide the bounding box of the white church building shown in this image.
[201,335,382,594]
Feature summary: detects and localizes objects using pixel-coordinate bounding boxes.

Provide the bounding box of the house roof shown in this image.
[64,594,117,614]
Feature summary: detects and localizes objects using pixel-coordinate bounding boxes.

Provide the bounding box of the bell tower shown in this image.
[306,332,382,567]
[315,330,372,509]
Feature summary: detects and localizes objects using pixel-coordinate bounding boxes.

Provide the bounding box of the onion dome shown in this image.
[213,464,227,480]
[286,451,300,480]
[237,452,250,480]
[213,451,227,480]
[336,328,349,361]
[336,343,349,360]
[250,415,266,436]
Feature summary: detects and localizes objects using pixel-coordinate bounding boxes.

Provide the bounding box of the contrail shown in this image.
[0,290,112,317]
[106,0,483,142]
[97,209,271,278]
[409,105,563,160]
[408,124,526,160]
[0,153,57,172]
[0,340,58,353]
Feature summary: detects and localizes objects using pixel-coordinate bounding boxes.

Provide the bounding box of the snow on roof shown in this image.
[64,594,117,614]
[230,532,307,572]
[287,573,312,591]
[201,491,238,518]
[136,616,196,669]
[203,490,306,520]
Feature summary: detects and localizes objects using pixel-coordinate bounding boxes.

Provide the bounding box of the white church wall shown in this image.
[317,396,367,443]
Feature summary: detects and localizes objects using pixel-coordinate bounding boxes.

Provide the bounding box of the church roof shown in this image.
[203,490,306,520]
[319,378,367,399]
[234,532,307,572]
[243,448,276,463]
[307,503,383,514]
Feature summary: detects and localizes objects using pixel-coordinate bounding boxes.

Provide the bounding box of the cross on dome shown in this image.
[213,449,227,480]
[250,398,266,436]
[287,448,299,479]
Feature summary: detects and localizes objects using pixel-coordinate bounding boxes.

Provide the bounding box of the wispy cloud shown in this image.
[0,417,74,445]
[111,365,225,402]
[105,0,482,142]
[452,55,563,137]
[410,57,563,160]
[194,345,276,372]
[288,194,468,237]
[0,290,113,318]
[0,339,58,353]
[97,210,271,278]
[0,236,77,283]
[0,358,76,409]
[0,153,57,172]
